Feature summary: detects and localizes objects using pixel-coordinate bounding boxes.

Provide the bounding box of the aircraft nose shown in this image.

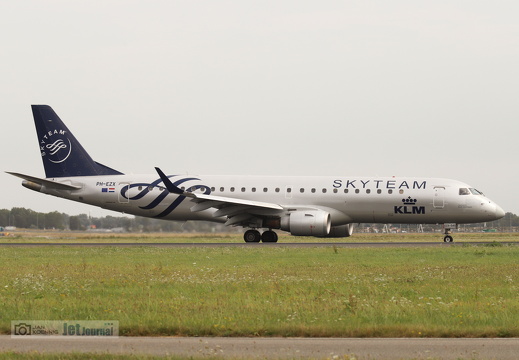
[495,204,506,219]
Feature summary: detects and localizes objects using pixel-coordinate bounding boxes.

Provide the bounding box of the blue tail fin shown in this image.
[32,105,124,178]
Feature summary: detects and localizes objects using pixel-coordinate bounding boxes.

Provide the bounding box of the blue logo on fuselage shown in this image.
[120,176,211,218]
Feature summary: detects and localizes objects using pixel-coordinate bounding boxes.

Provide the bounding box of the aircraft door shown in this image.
[118,182,130,204]
[433,186,445,209]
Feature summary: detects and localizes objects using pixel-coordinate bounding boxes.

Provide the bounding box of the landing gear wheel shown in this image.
[444,235,453,243]
[261,230,278,243]
[244,230,261,243]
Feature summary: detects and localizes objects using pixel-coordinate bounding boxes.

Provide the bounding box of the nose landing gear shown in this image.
[443,224,455,242]
[444,235,454,242]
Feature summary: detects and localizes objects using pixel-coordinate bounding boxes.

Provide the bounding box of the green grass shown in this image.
[1,242,518,337]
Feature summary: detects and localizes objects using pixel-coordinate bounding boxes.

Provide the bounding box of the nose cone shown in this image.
[495,204,506,220]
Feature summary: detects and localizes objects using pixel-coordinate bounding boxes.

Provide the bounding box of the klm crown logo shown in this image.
[395,197,425,215]
[402,197,417,205]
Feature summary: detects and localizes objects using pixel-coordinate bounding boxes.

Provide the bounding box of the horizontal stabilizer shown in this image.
[6,172,82,190]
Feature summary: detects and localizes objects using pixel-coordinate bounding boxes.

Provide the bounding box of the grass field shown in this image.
[0,232,518,338]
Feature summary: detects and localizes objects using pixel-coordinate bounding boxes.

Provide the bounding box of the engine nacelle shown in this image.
[318,223,354,238]
[280,210,331,237]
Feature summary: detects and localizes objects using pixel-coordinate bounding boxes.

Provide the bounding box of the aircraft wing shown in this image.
[6,172,82,191]
[155,167,284,226]
[189,193,283,211]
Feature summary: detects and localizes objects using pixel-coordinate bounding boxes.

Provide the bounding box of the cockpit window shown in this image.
[470,188,484,195]
[459,188,470,195]
[460,187,484,196]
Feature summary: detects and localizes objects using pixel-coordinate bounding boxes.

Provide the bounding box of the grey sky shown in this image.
[1,1,518,217]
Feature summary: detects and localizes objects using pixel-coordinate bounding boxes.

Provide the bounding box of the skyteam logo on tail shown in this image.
[39,129,72,164]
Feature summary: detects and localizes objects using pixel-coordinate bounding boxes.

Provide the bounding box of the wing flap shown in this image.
[190,200,225,212]
[225,213,255,226]
[213,205,251,218]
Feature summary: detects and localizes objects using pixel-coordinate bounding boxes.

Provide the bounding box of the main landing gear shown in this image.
[243,229,278,243]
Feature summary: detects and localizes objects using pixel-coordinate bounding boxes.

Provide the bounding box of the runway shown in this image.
[3,336,519,359]
[0,241,516,247]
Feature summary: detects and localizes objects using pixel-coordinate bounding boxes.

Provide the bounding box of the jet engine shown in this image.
[280,210,331,236]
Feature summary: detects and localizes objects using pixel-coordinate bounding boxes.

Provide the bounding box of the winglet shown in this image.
[155,167,184,195]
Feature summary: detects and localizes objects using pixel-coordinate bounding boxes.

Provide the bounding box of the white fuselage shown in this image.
[37,174,504,226]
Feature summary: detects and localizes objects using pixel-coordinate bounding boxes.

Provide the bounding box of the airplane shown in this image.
[7,105,505,243]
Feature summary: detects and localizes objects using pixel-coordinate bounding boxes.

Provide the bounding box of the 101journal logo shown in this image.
[11,320,118,337]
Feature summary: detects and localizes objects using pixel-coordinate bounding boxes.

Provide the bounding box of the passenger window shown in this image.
[322,188,327,193]
[377,189,381,194]
[311,188,316,193]
[252,187,256,192]
[333,189,338,193]
[287,188,292,193]
[344,189,349,194]
[211,187,215,192]
[263,188,268,192]
[220,187,224,192]
[355,189,360,194]
[399,189,404,194]
[241,187,246,192]
[366,189,371,194]
[388,189,393,194]
[275,188,280,193]
[300,188,305,193]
